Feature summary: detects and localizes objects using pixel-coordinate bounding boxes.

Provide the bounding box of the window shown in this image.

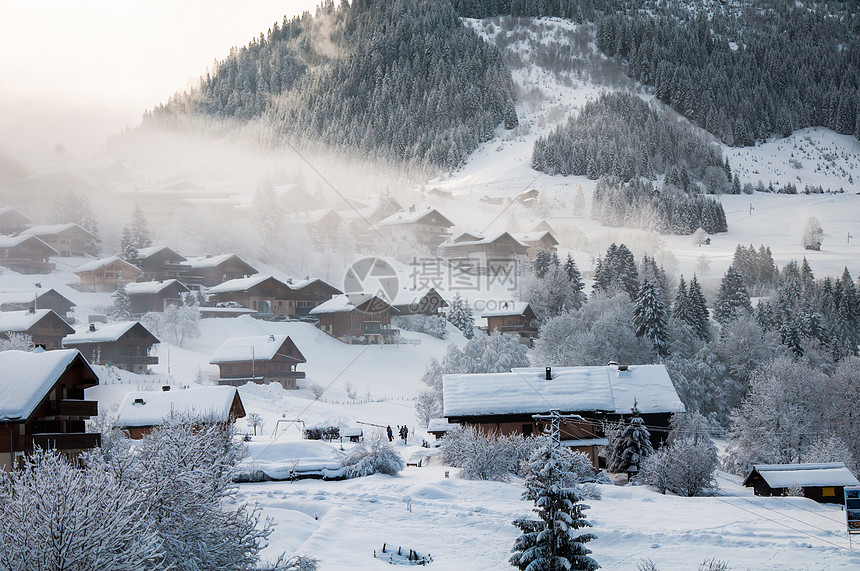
[522,424,533,437]
[822,487,836,497]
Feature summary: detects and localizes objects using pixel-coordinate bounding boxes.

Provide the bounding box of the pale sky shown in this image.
[0,1,321,158]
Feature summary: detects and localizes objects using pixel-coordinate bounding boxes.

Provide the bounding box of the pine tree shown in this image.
[609,403,654,476]
[120,227,139,266]
[713,266,753,325]
[130,204,152,249]
[673,276,692,324]
[533,250,554,279]
[564,254,585,310]
[447,292,474,339]
[633,280,669,358]
[112,278,132,320]
[510,440,599,571]
[688,275,710,341]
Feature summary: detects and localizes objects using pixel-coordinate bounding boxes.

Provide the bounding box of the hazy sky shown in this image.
[0,0,320,159]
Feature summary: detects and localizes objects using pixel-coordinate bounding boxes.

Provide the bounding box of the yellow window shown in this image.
[822,487,835,497]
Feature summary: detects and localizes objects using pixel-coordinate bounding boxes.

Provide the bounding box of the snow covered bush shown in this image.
[442,426,542,481]
[447,292,474,338]
[638,438,718,497]
[802,216,823,250]
[510,439,599,571]
[141,300,200,347]
[0,448,162,571]
[392,314,447,339]
[0,332,34,352]
[342,431,405,477]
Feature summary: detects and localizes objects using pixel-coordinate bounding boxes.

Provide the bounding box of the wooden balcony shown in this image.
[19,432,101,452]
[42,399,98,419]
[114,355,158,365]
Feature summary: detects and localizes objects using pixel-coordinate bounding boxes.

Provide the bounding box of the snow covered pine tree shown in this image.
[510,439,599,570]
[608,402,654,478]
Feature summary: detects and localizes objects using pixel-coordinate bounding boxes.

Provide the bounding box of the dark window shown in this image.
[522,424,533,437]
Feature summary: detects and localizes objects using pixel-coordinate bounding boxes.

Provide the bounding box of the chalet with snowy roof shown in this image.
[0,234,57,274]
[513,231,559,258]
[439,231,529,274]
[208,275,295,317]
[135,245,188,282]
[278,185,323,212]
[743,463,860,504]
[482,301,538,346]
[22,223,100,257]
[288,209,345,244]
[0,289,75,320]
[63,321,159,374]
[126,279,190,315]
[309,294,399,344]
[515,188,540,208]
[285,277,343,316]
[210,334,307,389]
[0,349,100,470]
[427,417,455,439]
[532,220,557,234]
[376,207,455,250]
[180,254,258,287]
[74,256,141,292]
[442,364,684,468]
[0,207,32,235]
[0,309,75,349]
[391,287,449,316]
[115,386,246,439]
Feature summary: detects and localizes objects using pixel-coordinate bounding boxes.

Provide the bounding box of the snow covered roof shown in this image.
[443,365,683,418]
[183,253,249,269]
[0,309,65,332]
[427,418,455,432]
[377,208,454,227]
[309,294,397,315]
[481,301,532,318]
[23,223,99,241]
[126,279,187,295]
[116,386,241,427]
[198,306,255,315]
[513,231,558,245]
[210,334,301,363]
[0,289,74,308]
[74,255,140,274]
[0,234,57,255]
[64,321,156,345]
[342,427,363,437]
[746,463,860,489]
[390,287,448,307]
[0,349,94,421]
[136,245,186,262]
[286,208,343,224]
[207,274,282,293]
[439,231,529,249]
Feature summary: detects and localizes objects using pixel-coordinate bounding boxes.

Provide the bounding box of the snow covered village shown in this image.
[2,1,860,569]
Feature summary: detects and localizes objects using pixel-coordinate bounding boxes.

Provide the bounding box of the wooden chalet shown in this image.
[439,231,529,274]
[0,288,75,321]
[135,245,188,282]
[0,309,75,349]
[0,207,32,235]
[210,334,307,389]
[482,301,538,346]
[443,364,684,469]
[376,207,455,251]
[309,294,399,344]
[208,275,295,316]
[115,386,246,439]
[0,234,57,274]
[743,463,860,504]
[63,321,159,374]
[0,349,100,471]
[285,277,343,316]
[22,223,100,257]
[180,254,258,287]
[288,209,345,245]
[532,220,557,234]
[513,231,559,258]
[391,287,449,316]
[74,256,141,292]
[126,279,190,315]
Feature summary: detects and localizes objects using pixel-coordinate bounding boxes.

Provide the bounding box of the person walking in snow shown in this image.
[400,425,408,445]
[387,425,393,442]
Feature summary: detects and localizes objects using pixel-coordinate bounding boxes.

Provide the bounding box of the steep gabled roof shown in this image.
[64,321,158,345]
[0,349,97,421]
[74,255,140,274]
[183,253,256,271]
[744,463,860,488]
[309,293,398,315]
[0,288,75,310]
[481,301,533,318]
[0,234,59,256]
[0,309,74,335]
[377,208,454,228]
[210,334,306,364]
[23,223,100,242]
[126,279,189,296]
[116,386,244,428]
[136,245,187,263]
[513,231,559,246]
[207,274,287,294]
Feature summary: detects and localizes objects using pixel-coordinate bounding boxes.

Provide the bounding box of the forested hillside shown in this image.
[147,0,517,170]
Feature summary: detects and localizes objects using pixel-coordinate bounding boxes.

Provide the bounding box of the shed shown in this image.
[742,463,860,504]
[341,427,363,443]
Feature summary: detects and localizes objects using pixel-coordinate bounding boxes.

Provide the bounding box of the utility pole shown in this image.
[251,345,256,382]
[532,410,585,451]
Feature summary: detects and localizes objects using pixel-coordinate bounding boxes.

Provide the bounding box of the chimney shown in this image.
[162,385,171,391]
[269,334,275,341]
[28,307,35,314]
[545,366,552,380]
[88,323,96,332]
[617,365,629,371]
[133,398,145,405]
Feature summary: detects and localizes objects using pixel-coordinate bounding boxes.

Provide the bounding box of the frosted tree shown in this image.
[673,276,693,324]
[713,266,753,325]
[564,254,586,309]
[638,436,718,497]
[0,448,162,570]
[119,226,139,266]
[633,280,669,358]
[130,204,152,249]
[251,179,285,263]
[510,439,599,571]
[593,243,639,300]
[608,403,654,476]
[246,412,264,436]
[573,185,586,215]
[0,332,35,352]
[532,249,555,279]
[342,431,405,477]
[112,278,133,320]
[447,292,474,339]
[51,190,99,239]
[521,265,579,322]
[687,276,710,341]
[802,216,823,251]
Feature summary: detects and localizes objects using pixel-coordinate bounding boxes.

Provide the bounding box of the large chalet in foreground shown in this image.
[210,334,307,389]
[115,386,246,439]
[0,349,100,471]
[442,364,683,469]
[63,321,159,374]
